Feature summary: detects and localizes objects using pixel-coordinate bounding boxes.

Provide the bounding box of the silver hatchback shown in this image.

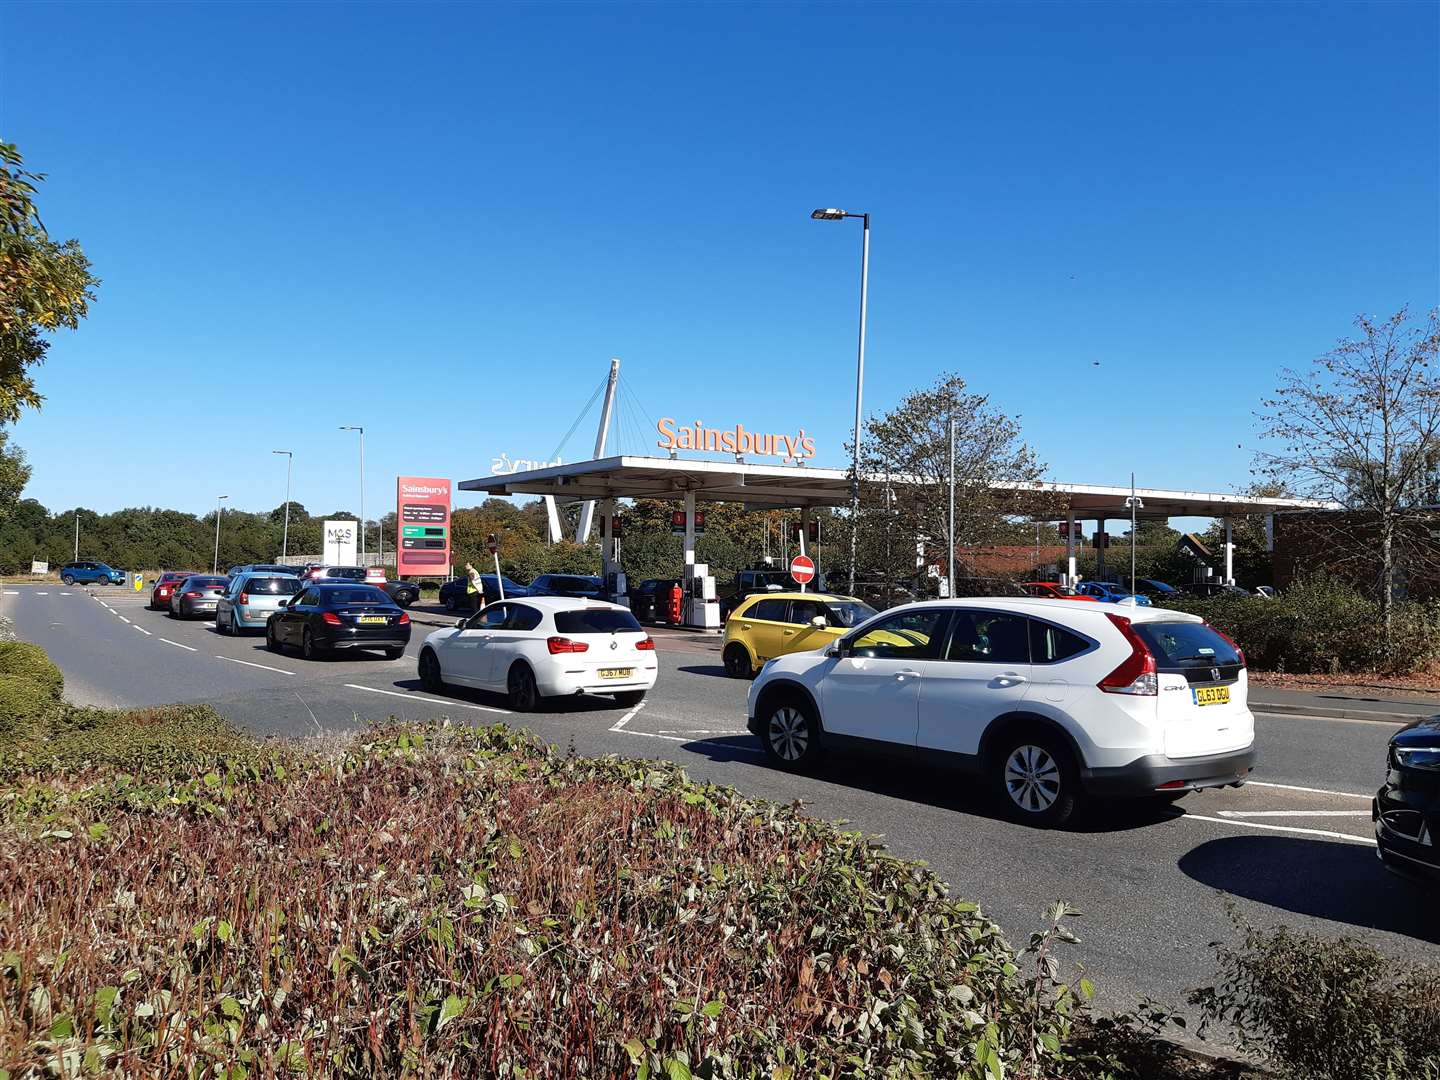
[217,573,301,634]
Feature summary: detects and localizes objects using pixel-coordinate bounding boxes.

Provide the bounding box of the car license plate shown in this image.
[598,667,633,680]
[359,615,387,625]
[1194,686,1230,707]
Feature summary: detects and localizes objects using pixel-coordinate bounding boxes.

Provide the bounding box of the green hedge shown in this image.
[0,640,63,699]
[0,672,54,729]
[1160,578,1440,674]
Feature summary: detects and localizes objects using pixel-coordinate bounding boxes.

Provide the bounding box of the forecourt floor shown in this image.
[4,583,1436,1019]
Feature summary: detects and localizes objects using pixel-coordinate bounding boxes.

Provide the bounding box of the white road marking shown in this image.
[613,727,765,755]
[608,699,646,732]
[1254,711,1405,728]
[1246,780,1373,800]
[133,625,152,636]
[59,592,72,596]
[1218,809,1372,818]
[1181,812,1376,845]
[216,655,294,676]
[34,591,47,595]
[658,728,750,736]
[118,616,131,624]
[343,683,510,714]
[160,638,197,652]
[2,590,17,595]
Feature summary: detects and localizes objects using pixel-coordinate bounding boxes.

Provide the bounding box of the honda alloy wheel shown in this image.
[993,732,1078,828]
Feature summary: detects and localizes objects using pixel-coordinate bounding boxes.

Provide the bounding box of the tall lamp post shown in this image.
[1125,473,1143,598]
[811,207,869,597]
[339,426,366,563]
[272,450,293,561]
[212,495,229,575]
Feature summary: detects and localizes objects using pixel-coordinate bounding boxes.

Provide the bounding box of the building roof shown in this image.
[461,454,1337,519]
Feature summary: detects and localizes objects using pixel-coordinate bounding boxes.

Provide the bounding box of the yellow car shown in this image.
[722,592,878,678]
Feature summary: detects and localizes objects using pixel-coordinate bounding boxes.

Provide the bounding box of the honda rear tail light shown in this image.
[321,612,343,626]
[636,637,656,651]
[546,636,589,654]
[398,612,410,625]
[1206,623,1246,668]
[239,592,249,604]
[1098,613,1157,696]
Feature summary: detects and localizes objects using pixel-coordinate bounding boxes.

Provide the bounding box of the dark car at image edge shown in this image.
[1374,716,1440,884]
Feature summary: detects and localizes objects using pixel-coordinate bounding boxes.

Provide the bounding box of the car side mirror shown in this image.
[809,615,827,629]
[826,641,850,659]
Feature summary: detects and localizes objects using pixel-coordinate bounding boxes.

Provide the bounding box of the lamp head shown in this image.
[811,208,847,221]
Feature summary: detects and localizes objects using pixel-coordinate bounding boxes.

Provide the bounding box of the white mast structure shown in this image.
[575,357,620,543]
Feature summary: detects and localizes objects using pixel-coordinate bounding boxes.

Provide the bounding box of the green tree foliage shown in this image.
[0,429,30,524]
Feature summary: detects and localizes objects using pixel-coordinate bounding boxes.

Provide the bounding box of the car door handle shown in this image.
[782,629,795,636]
[895,669,921,681]
[992,673,1028,687]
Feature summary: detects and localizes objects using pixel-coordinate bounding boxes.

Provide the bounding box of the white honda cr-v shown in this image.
[745,598,1255,827]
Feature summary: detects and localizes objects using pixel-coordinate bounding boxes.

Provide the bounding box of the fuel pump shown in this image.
[684,562,721,629]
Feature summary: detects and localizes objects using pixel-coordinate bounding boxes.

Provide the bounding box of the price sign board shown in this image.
[396,477,451,574]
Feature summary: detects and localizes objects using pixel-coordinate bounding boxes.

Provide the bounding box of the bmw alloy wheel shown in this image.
[1004,744,1061,813]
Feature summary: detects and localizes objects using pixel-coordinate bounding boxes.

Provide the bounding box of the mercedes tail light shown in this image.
[635,637,656,651]
[398,612,410,625]
[321,612,343,626]
[1098,613,1157,696]
[547,636,589,654]
[183,591,201,598]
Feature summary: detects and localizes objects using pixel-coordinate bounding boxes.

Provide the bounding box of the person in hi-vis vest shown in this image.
[465,562,486,612]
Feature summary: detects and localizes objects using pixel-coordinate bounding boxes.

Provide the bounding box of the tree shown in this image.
[856,373,1050,585]
[1256,307,1440,649]
[0,143,97,424]
[0,430,29,523]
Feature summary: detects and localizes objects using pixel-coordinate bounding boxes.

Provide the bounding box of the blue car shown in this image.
[1076,581,1153,605]
[1134,578,1179,603]
[59,560,125,586]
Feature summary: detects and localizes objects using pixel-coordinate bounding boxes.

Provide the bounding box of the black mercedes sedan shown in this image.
[265,583,411,661]
[1374,716,1440,884]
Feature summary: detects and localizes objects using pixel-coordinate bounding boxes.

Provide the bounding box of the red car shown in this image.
[150,571,199,610]
[1019,581,1099,601]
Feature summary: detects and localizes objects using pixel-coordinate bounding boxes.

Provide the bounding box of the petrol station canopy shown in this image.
[460,455,1335,521]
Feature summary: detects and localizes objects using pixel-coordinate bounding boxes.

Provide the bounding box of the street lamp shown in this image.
[1125,473,1144,598]
[272,450,293,561]
[339,426,366,563]
[212,495,229,575]
[810,206,870,596]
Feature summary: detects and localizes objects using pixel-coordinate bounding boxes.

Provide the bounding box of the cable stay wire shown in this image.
[547,372,610,464]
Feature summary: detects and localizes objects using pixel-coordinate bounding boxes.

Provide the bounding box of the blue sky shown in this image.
[2,1,1436,520]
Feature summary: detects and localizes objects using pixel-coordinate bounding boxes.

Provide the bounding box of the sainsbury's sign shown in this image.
[656,418,816,461]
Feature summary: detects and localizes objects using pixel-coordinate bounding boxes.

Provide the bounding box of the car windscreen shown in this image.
[244,577,300,595]
[548,576,601,592]
[553,609,643,634]
[825,600,878,628]
[1133,622,1242,670]
[319,586,392,605]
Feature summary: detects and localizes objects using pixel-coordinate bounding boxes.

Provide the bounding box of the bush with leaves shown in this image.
[0,704,1144,1079]
[1190,915,1440,1080]
[1161,576,1440,674]
[0,640,61,699]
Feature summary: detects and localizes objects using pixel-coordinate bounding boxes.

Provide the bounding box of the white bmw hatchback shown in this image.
[418,596,658,711]
[746,597,1255,827]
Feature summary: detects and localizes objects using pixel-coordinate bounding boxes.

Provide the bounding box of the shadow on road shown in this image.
[676,664,731,679]
[679,739,1183,833]
[1178,835,1439,943]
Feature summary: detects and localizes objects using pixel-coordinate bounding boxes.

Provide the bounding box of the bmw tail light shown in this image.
[321,612,343,626]
[547,636,589,654]
[1098,613,1157,696]
[635,637,656,651]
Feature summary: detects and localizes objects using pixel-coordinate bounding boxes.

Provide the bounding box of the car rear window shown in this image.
[191,577,227,588]
[321,586,391,605]
[1134,622,1242,669]
[553,609,643,634]
[245,577,300,595]
[549,576,601,592]
[324,567,367,581]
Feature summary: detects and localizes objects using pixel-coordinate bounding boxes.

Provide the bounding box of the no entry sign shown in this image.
[790,554,816,586]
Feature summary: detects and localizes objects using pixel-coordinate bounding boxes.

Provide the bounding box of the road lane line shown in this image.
[160,638,197,652]
[59,592,72,596]
[216,655,295,676]
[34,591,47,595]
[658,728,750,736]
[1218,809,1372,818]
[1181,812,1376,845]
[1245,780,1373,799]
[1254,711,1405,728]
[118,616,131,624]
[343,683,510,714]
[133,625,152,636]
[613,727,765,755]
[609,700,646,732]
